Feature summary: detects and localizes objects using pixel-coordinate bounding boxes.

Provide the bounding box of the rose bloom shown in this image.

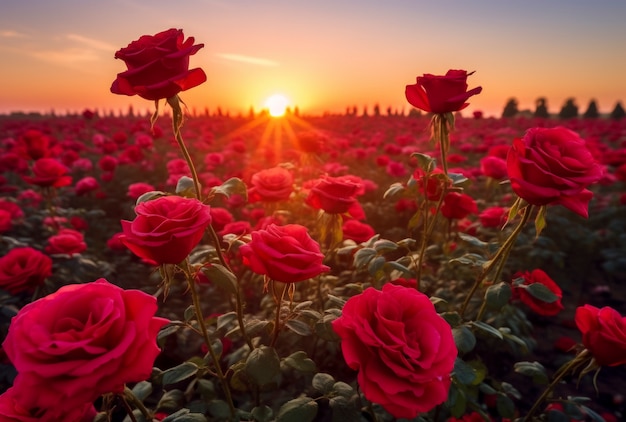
[107,232,128,251]
[248,166,294,202]
[2,279,169,412]
[0,199,24,220]
[514,269,564,316]
[14,129,50,160]
[0,247,52,295]
[413,168,450,201]
[22,158,72,188]
[405,69,482,114]
[209,207,234,233]
[111,28,207,100]
[480,155,508,180]
[507,127,604,218]
[45,228,87,256]
[0,210,11,233]
[17,189,43,208]
[74,176,100,196]
[342,219,376,243]
[0,387,97,422]
[575,305,626,367]
[219,220,251,237]
[332,284,456,418]
[441,192,478,220]
[479,206,507,228]
[127,182,156,200]
[305,176,362,215]
[239,224,330,283]
[120,195,212,264]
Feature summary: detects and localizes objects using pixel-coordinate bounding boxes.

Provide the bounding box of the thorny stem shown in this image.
[415,187,446,285]
[182,260,236,418]
[524,349,591,420]
[459,205,534,318]
[167,96,252,352]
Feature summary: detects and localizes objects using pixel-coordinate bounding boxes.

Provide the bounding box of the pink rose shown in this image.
[2,279,169,411]
[120,195,212,264]
[405,69,482,114]
[111,28,207,100]
[45,228,87,256]
[575,305,626,367]
[248,166,294,202]
[0,247,52,294]
[74,176,100,196]
[239,224,329,283]
[507,127,604,218]
[332,284,456,418]
[513,269,564,316]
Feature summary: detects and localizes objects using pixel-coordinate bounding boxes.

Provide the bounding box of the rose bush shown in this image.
[2,279,169,413]
[239,223,329,283]
[111,28,207,100]
[332,283,457,418]
[506,126,604,218]
[120,194,212,264]
[405,69,482,114]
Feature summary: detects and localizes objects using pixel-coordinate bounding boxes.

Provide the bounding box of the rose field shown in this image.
[0,29,626,422]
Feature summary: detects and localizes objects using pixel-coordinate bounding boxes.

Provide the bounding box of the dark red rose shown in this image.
[441,192,477,220]
[305,176,362,216]
[332,284,456,418]
[405,69,482,114]
[575,305,626,367]
[480,155,507,179]
[23,158,72,188]
[0,247,52,294]
[111,28,207,100]
[514,269,564,316]
[239,224,329,283]
[479,206,507,228]
[507,127,604,218]
[74,176,100,196]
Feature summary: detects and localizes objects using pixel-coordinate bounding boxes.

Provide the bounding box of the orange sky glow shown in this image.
[1,0,625,118]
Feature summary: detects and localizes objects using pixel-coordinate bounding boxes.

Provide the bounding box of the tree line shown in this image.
[502,98,625,119]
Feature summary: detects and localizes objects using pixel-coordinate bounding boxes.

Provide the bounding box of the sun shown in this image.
[264,94,290,117]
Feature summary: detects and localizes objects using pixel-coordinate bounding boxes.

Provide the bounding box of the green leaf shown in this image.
[471,321,504,340]
[251,406,274,422]
[168,414,208,422]
[245,346,281,387]
[184,305,196,322]
[353,248,377,269]
[131,381,153,402]
[411,152,436,173]
[329,396,360,422]
[367,256,386,276]
[452,326,476,354]
[484,282,512,310]
[285,319,313,336]
[162,362,199,386]
[312,373,335,395]
[331,381,355,399]
[135,190,167,206]
[513,361,549,385]
[458,233,489,249]
[276,396,318,422]
[284,351,317,373]
[201,264,238,295]
[520,282,559,303]
[216,312,237,332]
[383,182,406,200]
[453,358,477,385]
[534,205,548,238]
[211,177,248,201]
[158,323,182,347]
[445,382,467,418]
[207,400,231,420]
[176,176,198,197]
[373,239,398,253]
[496,394,515,418]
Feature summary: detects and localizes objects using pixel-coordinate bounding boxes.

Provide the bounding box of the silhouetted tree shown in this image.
[373,104,380,116]
[610,101,625,120]
[583,100,599,118]
[558,98,578,119]
[502,98,519,118]
[534,98,549,118]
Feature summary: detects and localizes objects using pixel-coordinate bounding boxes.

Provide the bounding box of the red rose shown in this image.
[2,279,169,412]
[413,168,450,201]
[239,224,329,283]
[480,155,508,180]
[209,207,234,232]
[0,210,11,233]
[507,127,604,218]
[14,129,51,160]
[441,192,477,220]
[120,195,212,264]
[74,176,100,196]
[0,387,96,422]
[405,69,482,114]
[22,158,72,188]
[575,305,626,366]
[111,28,207,100]
[127,182,156,199]
[479,206,507,228]
[514,269,564,316]
[0,247,52,295]
[305,176,363,216]
[332,284,456,418]
[45,228,87,256]
[248,166,294,202]
[342,219,376,243]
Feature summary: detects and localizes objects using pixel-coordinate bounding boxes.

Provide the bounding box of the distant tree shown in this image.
[386,106,392,116]
[558,98,578,119]
[293,106,299,117]
[127,105,134,117]
[373,104,380,116]
[361,106,369,117]
[248,106,255,118]
[502,98,519,118]
[534,97,549,118]
[582,100,600,118]
[610,101,625,120]
[408,108,422,118]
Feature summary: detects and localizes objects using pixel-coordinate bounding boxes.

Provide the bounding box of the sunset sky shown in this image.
[1,0,625,117]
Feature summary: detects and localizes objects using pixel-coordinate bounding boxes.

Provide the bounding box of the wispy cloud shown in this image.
[216,53,279,67]
[66,33,117,52]
[0,30,27,38]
